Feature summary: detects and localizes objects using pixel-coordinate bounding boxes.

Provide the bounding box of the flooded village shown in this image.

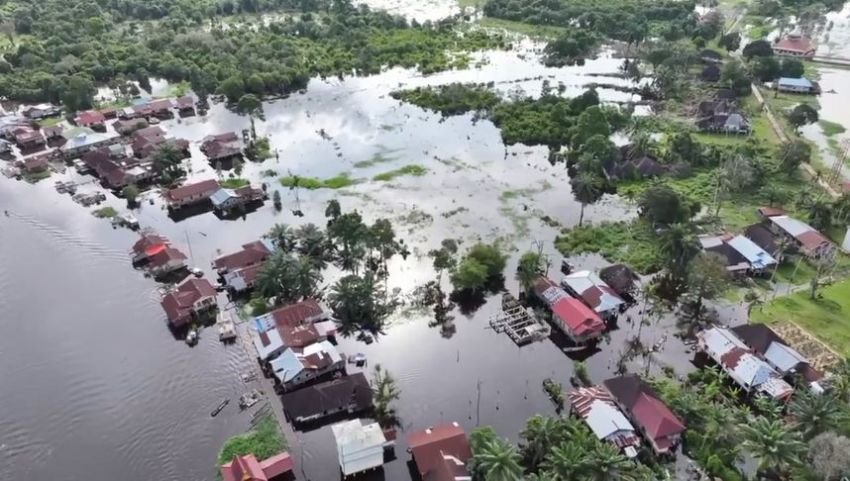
[4,1,850,481]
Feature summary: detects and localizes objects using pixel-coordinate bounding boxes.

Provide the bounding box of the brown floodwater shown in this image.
[1,42,708,481]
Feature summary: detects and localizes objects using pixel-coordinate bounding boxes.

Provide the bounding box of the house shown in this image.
[0,139,11,154]
[75,110,106,130]
[699,49,723,64]
[164,179,220,209]
[13,127,45,148]
[214,240,274,274]
[533,277,605,343]
[756,206,785,220]
[598,264,639,300]
[696,327,794,400]
[43,125,63,142]
[202,132,243,163]
[774,77,818,94]
[745,224,784,261]
[603,145,669,181]
[269,340,344,391]
[83,149,128,188]
[160,277,218,327]
[699,234,777,275]
[766,215,833,258]
[567,386,641,458]
[223,263,264,295]
[148,246,189,277]
[99,107,118,120]
[252,299,334,361]
[730,324,824,393]
[697,111,750,134]
[60,131,121,158]
[131,233,171,263]
[23,103,61,120]
[701,64,721,82]
[220,452,294,481]
[211,185,266,213]
[773,33,816,58]
[332,419,393,477]
[603,375,686,455]
[281,372,373,424]
[175,95,195,116]
[113,118,149,135]
[123,98,174,120]
[407,422,472,481]
[561,270,625,318]
[20,153,51,173]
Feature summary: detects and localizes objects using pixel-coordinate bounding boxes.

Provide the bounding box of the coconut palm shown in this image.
[790,391,847,440]
[295,223,331,269]
[371,363,400,428]
[582,442,639,481]
[256,252,322,305]
[570,172,603,227]
[520,415,562,471]
[740,417,806,478]
[471,437,524,481]
[264,223,297,252]
[658,223,698,278]
[541,441,586,479]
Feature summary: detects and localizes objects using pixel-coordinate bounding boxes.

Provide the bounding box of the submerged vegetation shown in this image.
[372,164,428,181]
[279,173,356,190]
[390,83,500,116]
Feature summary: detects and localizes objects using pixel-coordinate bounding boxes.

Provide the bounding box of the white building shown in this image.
[332,419,392,477]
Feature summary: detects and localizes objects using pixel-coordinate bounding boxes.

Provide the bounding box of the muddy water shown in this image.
[0,41,694,481]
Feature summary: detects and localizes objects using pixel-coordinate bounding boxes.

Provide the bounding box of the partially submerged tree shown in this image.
[371,364,401,428]
[570,172,604,227]
[328,273,396,336]
[256,252,322,306]
[788,103,819,133]
[683,252,729,323]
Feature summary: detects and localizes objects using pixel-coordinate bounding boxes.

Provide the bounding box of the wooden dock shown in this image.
[489,293,551,345]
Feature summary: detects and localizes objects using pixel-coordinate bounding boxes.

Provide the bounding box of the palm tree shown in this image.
[256,252,322,305]
[371,364,400,428]
[658,223,697,278]
[265,223,297,252]
[571,172,602,227]
[743,290,763,316]
[472,438,524,481]
[740,417,806,478]
[520,415,561,471]
[541,441,585,479]
[789,391,847,440]
[582,442,638,481]
[295,223,330,270]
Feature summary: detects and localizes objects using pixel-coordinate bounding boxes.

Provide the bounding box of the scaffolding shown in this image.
[489,293,551,345]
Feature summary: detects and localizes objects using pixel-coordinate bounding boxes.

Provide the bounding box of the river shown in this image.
[0,32,703,481]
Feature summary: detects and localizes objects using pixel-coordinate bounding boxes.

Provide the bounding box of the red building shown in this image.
[75,110,106,130]
[533,277,605,343]
[213,240,274,274]
[407,422,472,481]
[164,179,220,208]
[220,452,293,481]
[604,375,686,455]
[773,33,816,58]
[161,277,218,327]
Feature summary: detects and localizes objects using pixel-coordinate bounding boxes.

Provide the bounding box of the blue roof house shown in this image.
[774,77,816,94]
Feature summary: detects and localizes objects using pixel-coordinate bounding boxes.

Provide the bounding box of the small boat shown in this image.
[186,329,199,346]
[239,390,262,410]
[190,267,204,278]
[210,399,229,417]
[219,320,237,342]
[240,372,257,383]
[348,353,367,366]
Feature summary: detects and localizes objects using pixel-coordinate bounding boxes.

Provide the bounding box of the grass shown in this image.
[261,169,278,177]
[220,177,249,188]
[353,148,403,168]
[92,206,118,218]
[217,415,286,466]
[372,164,428,181]
[752,278,850,356]
[555,220,663,274]
[167,80,192,98]
[24,170,51,183]
[457,0,485,9]
[279,173,356,190]
[819,119,846,137]
[37,117,64,128]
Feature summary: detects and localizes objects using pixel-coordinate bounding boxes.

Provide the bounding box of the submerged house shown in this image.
[765,215,833,258]
[175,95,195,116]
[282,372,373,425]
[252,299,335,361]
[220,452,294,481]
[730,324,824,393]
[23,103,62,120]
[210,185,266,213]
[598,264,639,300]
[270,340,344,392]
[130,233,188,275]
[60,131,121,158]
[164,179,220,209]
[223,263,264,295]
[202,132,243,164]
[699,234,778,275]
[407,422,472,481]
[332,419,393,478]
[160,277,218,328]
[13,127,45,149]
[568,386,641,458]
[603,375,686,455]
[213,240,275,275]
[604,145,669,181]
[75,110,106,131]
[697,327,794,401]
[773,33,816,58]
[533,277,606,343]
[561,270,625,319]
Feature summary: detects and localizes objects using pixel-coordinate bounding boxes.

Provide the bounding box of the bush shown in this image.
[279,174,355,190]
[220,177,249,188]
[217,415,286,466]
[92,206,118,218]
[555,221,663,274]
[373,164,428,181]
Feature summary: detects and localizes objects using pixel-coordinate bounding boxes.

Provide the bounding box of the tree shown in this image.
[740,417,806,478]
[833,193,850,224]
[371,364,400,428]
[328,273,395,336]
[367,218,401,274]
[237,93,263,137]
[788,103,819,132]
[543,441,586,479]
[718,32,741,52]
[516,251,546,294]
[265,223,297,252]
[721,59,751,95]
[465,243,507,279]
[777,140,811,172]
[220,75,245,103]
[582,442,639,481]
[543,29,599,66]
[780,58,805,78]
[684,252,729,322]
[808,199,833,232]
[751,56,781,82]
[571,172,604,227]
[295,223,331,270]
[470,437,524,481]
[256,252,322,305]
[61,74,95,112]
[808,432,850,481]
[790,391,847,440]
[272,190,282,212]
[638,184,696,226]
[743,39,774,59]
[450,257,489,292]
[659,223,699,279]
[571,106,611,148]
[151,143,184,180]
[327,210,369,274]
[520,415,562,471]
[121,184,140,206]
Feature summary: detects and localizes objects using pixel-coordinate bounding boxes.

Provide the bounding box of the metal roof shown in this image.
[210,188,237,207]
[770,215,815,237]
[562,270,624,313]
[764,342,807,373]
[777,77,814,88]
[269,348,305,382]
[585,400,636,440]
[726,235,777,269]
[332,419,387,476]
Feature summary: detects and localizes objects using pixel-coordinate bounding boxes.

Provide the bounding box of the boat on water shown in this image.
[348,352,367,366]
[218,321,237,342]
[210,399,229,417]
[240,372,257,383]
[185,329,199,346]
[239,390,262,410]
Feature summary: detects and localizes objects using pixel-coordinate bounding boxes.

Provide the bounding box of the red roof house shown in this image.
[161,277,217,327]
[407,422,472,481]
[75,110,106,129]
[220,452,294,481]
[533,277,605,343]
[213,240,274,273]
[164,179,220,208]
[603,375,686,454]
[773,34,816,58]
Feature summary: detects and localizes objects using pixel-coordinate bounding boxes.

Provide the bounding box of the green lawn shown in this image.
[752,278,850,356]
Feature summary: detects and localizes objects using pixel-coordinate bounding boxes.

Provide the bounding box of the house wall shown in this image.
[283,360,344,390]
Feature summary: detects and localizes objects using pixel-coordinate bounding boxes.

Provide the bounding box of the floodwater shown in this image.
[2,37,699,481]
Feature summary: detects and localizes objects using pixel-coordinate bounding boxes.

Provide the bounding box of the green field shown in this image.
[752,278,850,356]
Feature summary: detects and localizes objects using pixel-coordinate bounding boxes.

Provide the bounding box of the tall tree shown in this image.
[683,252,729,322]
[808,432,850,481]
[788,103,819,133]
[327,210,369,274]
[265,223,297,252]
[520,415,562,471]
[256,252,322,305]
[371,364,401,428]
[740,417,806,479]
[658,223,698,278]
[583,442,639,481]
[571,173,604,227]
[295,223,331,270]
[328,273,395,336]
[790,391,847,441]
[638,184,696,226]
[516,250,547,294]
[471,437,524,481]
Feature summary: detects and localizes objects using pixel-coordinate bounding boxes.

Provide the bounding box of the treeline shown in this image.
[0,0,505,109]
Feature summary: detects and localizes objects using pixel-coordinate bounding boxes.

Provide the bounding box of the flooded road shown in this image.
[0,40,689,481]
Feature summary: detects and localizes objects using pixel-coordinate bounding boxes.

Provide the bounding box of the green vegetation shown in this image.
[450,242,507,292]
[217,415,286,466]
[245,137,271,161]
[352,148,403,168]
[37,117,63,128]
[24,170,51,182]
[390,83,500,116]
[280,173,356,190]
[753,279,850,356]
[220,177,250,188]
[372,164,428,181]
[0,0,506,108]
[477,17,565,39]
[555,221,663,274]
[92,206,118,218]
[820,119,847,137]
